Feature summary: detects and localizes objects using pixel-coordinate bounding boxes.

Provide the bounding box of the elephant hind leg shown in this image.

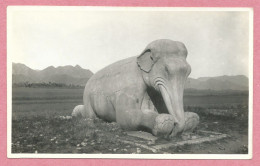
[82,101,97,119]
[72,105,85,117]
[72,104,96,119]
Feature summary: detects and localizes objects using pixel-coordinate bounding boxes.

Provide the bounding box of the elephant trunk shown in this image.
[157,79,185,132]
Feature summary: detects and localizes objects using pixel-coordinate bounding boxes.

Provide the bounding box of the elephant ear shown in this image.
[137,49,155,73]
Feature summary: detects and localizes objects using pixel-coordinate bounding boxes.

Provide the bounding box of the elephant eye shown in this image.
[165,66,169,74]
[165,66,170,78]
[150,56,153,61]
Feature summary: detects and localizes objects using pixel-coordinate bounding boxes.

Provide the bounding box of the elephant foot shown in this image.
[149,112,199,139]
[169,112,199,138]
[152,114,176,138]
[183,112,199,133]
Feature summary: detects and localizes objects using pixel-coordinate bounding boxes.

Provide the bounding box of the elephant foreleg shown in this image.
[115,93,159,132]
[115,93,199,137]
[115,93,177,136]
[116,104,157,131]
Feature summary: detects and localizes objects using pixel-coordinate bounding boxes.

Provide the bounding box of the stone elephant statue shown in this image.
[73,39,199,138]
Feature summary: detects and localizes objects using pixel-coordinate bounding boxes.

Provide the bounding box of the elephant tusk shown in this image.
[158,84,179,124]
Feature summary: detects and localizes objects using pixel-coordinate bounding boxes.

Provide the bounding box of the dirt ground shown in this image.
[11,113,248,154]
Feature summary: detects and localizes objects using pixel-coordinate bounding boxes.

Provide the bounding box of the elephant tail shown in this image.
[72,105,85,117]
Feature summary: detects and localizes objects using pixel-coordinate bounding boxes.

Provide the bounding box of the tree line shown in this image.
[12,82,84,88]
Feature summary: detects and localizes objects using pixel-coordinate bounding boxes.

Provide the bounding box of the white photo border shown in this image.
[7,6,254,159]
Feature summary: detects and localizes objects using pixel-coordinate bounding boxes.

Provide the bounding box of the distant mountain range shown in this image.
[12,63,93,86]
[185,75,248,91]
[12,63,249,91]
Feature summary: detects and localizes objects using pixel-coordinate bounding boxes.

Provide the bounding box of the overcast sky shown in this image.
[8,7,251,78]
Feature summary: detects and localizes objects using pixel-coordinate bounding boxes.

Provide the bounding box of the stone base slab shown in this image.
[123,130,228,153]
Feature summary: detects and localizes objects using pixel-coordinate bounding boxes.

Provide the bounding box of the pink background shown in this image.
[0,0,259,165]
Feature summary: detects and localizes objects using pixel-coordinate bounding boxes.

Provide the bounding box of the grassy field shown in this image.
[11,87,249,154]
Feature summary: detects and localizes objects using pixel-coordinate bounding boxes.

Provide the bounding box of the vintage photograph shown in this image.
[7,7,253,158]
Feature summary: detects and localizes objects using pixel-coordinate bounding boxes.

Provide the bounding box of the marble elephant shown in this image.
[73,39,199,138]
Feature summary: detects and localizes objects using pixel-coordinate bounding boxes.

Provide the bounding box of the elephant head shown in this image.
[137,39,191,133]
